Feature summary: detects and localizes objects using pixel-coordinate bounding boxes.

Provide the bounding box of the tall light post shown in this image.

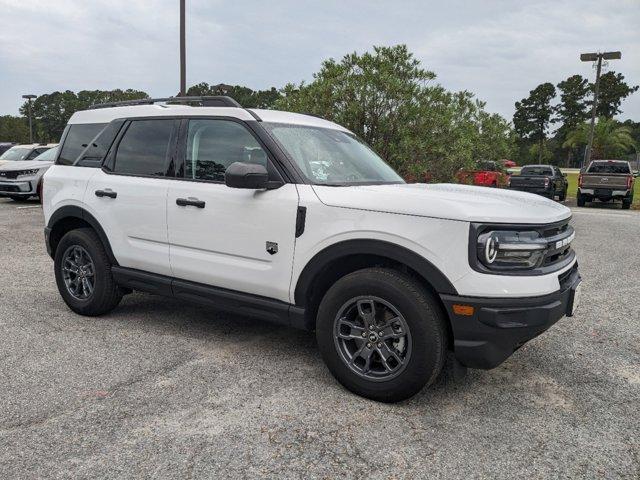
[580,51,621,166]
[179,0,186,96]
[22,94,37,143]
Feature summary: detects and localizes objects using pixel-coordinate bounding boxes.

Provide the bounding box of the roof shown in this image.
[67,104,351,133]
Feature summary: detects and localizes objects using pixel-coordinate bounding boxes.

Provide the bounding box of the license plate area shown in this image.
[594,188,612,196]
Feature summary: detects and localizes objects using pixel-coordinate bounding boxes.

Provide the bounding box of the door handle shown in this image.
[95,189,117,199]
[176,197,205,208]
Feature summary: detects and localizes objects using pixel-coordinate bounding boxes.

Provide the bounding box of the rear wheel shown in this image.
[622,198,632,210]
[577,191,586,207]
[559,187,567,201]
[54,228,123,316]
[316,268,447,403]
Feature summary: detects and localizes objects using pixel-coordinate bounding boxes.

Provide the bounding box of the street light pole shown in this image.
[180,0,186,96]
[22,94,37,143]
[580,51,621,167]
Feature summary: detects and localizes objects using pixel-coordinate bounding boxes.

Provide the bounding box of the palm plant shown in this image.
[563,117,636,159]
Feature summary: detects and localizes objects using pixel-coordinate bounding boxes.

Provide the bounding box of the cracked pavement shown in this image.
[0,198,639,479]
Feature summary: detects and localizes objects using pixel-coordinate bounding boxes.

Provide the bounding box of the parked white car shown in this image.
[0,143,57,166]
[0,145,58,201]
[42,96,581,402]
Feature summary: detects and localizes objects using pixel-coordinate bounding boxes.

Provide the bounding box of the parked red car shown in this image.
[456,161,510,187]
[501,159,517,169]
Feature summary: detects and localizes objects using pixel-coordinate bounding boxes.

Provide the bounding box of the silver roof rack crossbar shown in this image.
[88,95,242,110]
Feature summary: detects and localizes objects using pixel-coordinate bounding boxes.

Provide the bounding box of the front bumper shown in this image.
[0,180,34,196]
[440,263,581,369]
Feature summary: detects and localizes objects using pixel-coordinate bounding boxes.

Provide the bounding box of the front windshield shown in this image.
[264,123,404,185]
[0,147,31,161]
[34,146,59,161]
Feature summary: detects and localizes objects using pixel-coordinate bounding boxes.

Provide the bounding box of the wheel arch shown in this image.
[294,239,457,333]
[47,206,118,265]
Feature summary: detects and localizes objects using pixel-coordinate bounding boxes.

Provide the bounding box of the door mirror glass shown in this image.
[225,162,270,189]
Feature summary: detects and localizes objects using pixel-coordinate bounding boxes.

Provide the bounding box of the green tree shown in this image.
[276,45,512,181]
[186,83,280,108]
[594,71,639,118]
[513,83,557,163]
[0,116,30,143]
[563,117,635,159]
[556,75,589,134]
[19,89,149,142]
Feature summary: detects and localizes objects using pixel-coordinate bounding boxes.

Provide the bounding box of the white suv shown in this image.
[42,96,581,402]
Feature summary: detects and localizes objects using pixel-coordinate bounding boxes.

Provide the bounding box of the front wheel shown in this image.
[54,228,123,316]
[316,268,447,403]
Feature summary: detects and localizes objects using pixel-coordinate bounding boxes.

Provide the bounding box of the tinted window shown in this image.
[521,166,553,176]
[588,161,631,174]
[185,119,266,182]
[113,120,174,176]
[76,121,124,167]
[58,123,108,165]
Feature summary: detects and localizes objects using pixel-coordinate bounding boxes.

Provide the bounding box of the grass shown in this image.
[564,172,639,208]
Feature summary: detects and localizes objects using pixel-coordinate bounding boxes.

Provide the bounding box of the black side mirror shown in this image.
[225,162,281,189]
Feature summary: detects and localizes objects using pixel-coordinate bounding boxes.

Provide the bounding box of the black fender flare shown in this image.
[47,205,118,265]
[294,239,457,307]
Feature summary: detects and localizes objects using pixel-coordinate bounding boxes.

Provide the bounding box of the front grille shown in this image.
[0,171,20,179]
[541,219,574,268]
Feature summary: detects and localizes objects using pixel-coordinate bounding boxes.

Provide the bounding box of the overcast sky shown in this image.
[1,0,638,122]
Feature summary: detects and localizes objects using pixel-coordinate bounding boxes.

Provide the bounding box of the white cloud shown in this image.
[0,0,638,122]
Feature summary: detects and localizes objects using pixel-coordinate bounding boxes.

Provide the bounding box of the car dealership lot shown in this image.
[0,199,638,479]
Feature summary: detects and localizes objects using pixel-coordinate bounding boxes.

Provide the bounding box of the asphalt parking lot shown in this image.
[0,198,638,479]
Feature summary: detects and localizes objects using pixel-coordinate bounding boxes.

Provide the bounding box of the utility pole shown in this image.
[180,0,186,96]
[22,94,37,143]
[580,51,621,167]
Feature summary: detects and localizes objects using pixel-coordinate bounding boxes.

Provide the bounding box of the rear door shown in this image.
[84,119,179,276]
[166,118,299,303]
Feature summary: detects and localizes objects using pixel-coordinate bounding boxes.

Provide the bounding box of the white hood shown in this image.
[0,160,53,171]
[311,183,571,224]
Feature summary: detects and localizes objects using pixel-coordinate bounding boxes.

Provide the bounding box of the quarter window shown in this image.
[185,119,267,182]
[113,120,175,176]
[58,123,107,165]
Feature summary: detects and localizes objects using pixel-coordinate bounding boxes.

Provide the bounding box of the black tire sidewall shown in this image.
[54,229,115,315]
[316,269,446,402]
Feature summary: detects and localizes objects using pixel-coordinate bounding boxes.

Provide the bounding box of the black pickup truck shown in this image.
[507,165,568,200]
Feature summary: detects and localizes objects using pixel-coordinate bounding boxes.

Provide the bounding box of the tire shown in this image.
[577,192,586,207]
[559,187,567,202]
[54,228,123,316]
[316,268,447,403]
[9,195,30,202]
[622,199,631,210]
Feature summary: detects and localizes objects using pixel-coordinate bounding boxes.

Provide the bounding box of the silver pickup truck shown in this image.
[577,160,637,209]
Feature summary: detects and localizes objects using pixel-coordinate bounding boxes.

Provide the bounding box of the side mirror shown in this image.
[225,162,280,189]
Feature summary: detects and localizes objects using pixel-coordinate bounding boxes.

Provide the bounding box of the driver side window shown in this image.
[185,119,267,182]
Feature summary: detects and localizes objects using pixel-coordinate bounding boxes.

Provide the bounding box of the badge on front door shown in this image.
[266,241,278,255]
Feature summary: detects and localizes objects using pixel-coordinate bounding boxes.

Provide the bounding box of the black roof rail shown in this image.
[88,95,242,110]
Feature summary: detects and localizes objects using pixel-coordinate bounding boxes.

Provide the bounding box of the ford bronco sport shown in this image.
[42,96,581,402]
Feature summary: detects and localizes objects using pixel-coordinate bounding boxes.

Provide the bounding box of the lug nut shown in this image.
[377,343,382,348]
[366,343,371,348]
[369,325,375,330]
[378,331,384,336]
[361,332,366,337]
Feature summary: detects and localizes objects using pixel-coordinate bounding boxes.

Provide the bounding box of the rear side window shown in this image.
[58,123,107,165]
[113,120,175,176]
[75,121,124,167]
[521,166,552,175]
[588,162,631,174]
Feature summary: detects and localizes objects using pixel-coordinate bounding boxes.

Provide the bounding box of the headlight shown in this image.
[477,230,547,270]
[18,169,41,177]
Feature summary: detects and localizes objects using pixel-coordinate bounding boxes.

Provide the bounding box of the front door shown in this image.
[167,118,299,303]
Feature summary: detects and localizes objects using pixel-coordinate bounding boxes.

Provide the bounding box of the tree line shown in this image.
[1,45,637,180]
